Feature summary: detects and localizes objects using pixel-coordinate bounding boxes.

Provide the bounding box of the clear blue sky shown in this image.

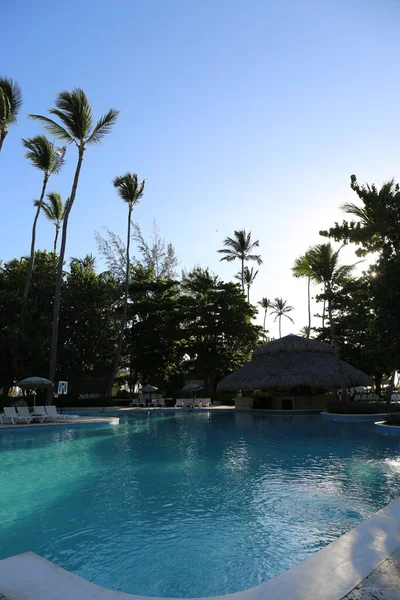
[2,0,400,336]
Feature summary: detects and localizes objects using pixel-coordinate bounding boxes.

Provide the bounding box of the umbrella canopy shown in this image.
[142,385,159,393]
[17,377,54,390]
[217,335,372,392]
[182,383,204,393]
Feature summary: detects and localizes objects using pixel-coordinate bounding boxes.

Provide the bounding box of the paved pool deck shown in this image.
[342,547,400,599]
[0,416,119,429]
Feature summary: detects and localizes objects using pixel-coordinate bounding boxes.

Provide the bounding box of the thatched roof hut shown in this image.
[217,334,372,392]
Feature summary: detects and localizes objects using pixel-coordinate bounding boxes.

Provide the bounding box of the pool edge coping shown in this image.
[1,498,400,600]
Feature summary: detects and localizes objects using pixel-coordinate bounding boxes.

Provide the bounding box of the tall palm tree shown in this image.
[270,298,294,338]
[107,173,145,398]
[292,253,313,335]
[300,325,312,338]
[218,229,262,293]
[0,77,22,152]
[236,266,258,302]
[40,192,66,252]
[258,297,271,332]
[29,89,119,391]
[304,243,357,400]
[70,253,96,271]
[22,136,66,308]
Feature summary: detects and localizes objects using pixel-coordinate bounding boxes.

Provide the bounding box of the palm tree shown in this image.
[300,325,312,338]
[292,253,313,335]
[40,192,66,253]
[236,266,258,302]
[29,89,119,390]
[0,77,22,152]
[304,243,357,400]
[270,298,294,338]
[22,136,66,309]
[218,229,262,293]
[70,253,96,271]
[107,173,145,398]
[258,297,271,332]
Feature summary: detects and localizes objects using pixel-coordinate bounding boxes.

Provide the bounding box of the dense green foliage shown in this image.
[0,255,261,397]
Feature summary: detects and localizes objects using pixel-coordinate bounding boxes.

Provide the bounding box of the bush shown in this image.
[386,413,400,425]
[327,400,400,414]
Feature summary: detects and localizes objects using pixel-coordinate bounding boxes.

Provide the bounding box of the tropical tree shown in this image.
[40,192,66,253]
[22,137,66,308]
[0,77,22,152]
[218,229,262,293]
[236,266,258,302]
[270,298,294,338]
[70,253,96,271]
[29,88,119,392]
[292,253,313,334]
[258,297,271,332]
[107,173,145,398]
[299,325,312,338]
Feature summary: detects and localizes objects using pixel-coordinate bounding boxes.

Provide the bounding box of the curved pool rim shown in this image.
[1,497,400,600]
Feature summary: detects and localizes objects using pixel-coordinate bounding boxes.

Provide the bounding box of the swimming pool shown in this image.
[1,412,400,598]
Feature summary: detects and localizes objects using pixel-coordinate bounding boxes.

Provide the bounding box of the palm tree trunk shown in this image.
[263,310,267,332]
[0,130,7,153]
[279,316,282,338]
[386,370,396,404]
[106,204,132,398]
[322,288,326,329]
[22,174,49,311]
[326,287,348,401]
[307,277,311,335]
[241,258,244,294]
[48,149,84,401]
[247,285,250,303]
[53,226,59,253]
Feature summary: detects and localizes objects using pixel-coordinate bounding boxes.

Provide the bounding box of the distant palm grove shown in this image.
[1,77,399,399]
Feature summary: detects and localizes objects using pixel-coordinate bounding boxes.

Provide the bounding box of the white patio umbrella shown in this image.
[16,377,54,408]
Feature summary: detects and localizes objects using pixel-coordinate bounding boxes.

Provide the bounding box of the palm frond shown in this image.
[41,192,64,222]
[53,88,93,140]
[22,135,66,174]
[0,77,22,124]
[87,108,119,145]
[113,172,145,205]
[28,114,73,144]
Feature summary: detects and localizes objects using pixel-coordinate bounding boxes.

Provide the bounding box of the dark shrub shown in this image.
[386,413,400,425]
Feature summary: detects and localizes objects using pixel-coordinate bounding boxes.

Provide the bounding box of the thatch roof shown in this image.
[217,334,372,392]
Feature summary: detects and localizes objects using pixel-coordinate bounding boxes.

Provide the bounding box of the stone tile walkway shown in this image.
[342,547,400,599]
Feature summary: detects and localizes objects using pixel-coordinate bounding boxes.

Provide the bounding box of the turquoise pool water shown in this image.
[1,412,400,597]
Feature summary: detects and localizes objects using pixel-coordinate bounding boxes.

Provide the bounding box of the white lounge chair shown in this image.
[175,399,184,407]
[193,399,202,408]
[16,406,34,423]
[3,407,29,425]
[157,398,165,407]
[32,406,53,422]
[201,398,212,407]
[45,406,69,421]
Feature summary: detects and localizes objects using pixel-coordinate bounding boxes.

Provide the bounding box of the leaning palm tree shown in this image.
[292,253,314,334]
[106,173,145,398]
[40,192,66,253]
[258,297,271,332]
[0,77,22,152]
[236,266,258,302]
[22,136,66,309]
[218,229,262,293]
[270,298,294,338]
[29,89,119,390]
[70,253,96,271]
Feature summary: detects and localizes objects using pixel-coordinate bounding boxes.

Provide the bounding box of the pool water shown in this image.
[1,413,400,598]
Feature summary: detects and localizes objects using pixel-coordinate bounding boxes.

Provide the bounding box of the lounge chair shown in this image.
[3,406,29,425]
[157,398,165,407]
[45,406,69,422]
[201,398,212,407]
[32,406,53,422]
[193,399,202,408]
[16,406,34,423]
[175,399,184,407]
